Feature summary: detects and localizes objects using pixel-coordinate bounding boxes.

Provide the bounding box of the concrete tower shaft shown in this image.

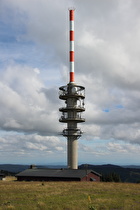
[59,83,85,169]
[59,10,85,169]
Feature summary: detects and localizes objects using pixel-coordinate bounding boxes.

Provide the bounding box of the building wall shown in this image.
[17,176,81,182]
[17,174,100,182]
[81,172,100,182]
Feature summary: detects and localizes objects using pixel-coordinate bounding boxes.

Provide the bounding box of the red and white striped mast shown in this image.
[69,9,75,83]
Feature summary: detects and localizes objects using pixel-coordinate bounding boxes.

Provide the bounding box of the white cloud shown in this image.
[0,63,61,134]
[0,133,65,154]
[0,0,140,164]
[34,68,40,74]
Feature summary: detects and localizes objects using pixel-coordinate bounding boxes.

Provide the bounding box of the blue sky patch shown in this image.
[103,104,124,113]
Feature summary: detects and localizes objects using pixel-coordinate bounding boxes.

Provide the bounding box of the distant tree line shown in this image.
[102,172,121,182]
[0,170,15,176]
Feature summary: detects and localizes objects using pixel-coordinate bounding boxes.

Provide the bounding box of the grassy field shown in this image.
[0,177,140,210]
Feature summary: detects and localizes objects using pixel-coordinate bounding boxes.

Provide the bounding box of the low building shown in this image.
[16,167,101,182]
[0,173,6,181]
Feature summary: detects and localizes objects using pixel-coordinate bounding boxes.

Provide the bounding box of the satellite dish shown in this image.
[71,86,77,94]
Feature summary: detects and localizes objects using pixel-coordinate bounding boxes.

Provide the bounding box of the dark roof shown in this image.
[16,168,101,178]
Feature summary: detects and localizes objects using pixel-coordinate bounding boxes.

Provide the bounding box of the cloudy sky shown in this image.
[0,0,140,166]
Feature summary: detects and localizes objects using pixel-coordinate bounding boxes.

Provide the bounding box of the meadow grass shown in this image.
[0,177,140,209]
